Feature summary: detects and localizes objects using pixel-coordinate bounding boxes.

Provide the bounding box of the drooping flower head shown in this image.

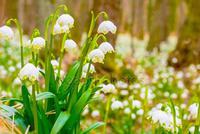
[98,42,114,54]
[0,25,14,40]
[57,14,74,28]
[97,21,117,34]
[64,39,77,51]
[18,63,39,83]
[81,63,96,78]
[88,49,105,63]
[53,14,74,35]
[51,60,59,69]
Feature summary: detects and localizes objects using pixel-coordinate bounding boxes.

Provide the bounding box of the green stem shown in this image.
[170,98,177,133]
[7,19,24,67]
[57,33,68,80]
[32,84,38,134]
[103,95,112,134]
[141,88,148,134]
[194,101,200,134]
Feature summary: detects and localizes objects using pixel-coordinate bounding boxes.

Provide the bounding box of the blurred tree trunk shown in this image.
[169,0,200,67]
[147,0,178,50]
[132,0,148,39]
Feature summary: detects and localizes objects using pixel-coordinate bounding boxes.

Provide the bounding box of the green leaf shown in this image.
[81,122,105,134]
[21,85,34,129]
[50,111,70,134]
[58,61,80,100]
[36,92,56,101]
[37,105,51,134]
[65,89,92,131]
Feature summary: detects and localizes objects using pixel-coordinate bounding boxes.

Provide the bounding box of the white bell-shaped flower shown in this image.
[0,25,14,40]
[64,39,77,51]
[111,100,123,110]
[98,42,114,54]
[82,63,95,73]
[97,21,117,34]
[188,103,199,119]
[31,37,45,51]
[57,14,74,28]
[88,49,105,63]
[18,63,39,82]
[51,60,59,69]
[101,83,116,94]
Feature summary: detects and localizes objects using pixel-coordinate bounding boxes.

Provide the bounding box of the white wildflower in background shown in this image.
[111,100,123,110]
[131,113,136,119]
[97,21,117,34]
[132,100,141,108]
[188,103,199,119]
[120,90,129,96]
[64,39,77,51]
[136,109,144,116]
[189,126,200,134]
[98,42,114,54]
[18,63,39,82]
[124,107,131,114]
[101,83,116,94]
[0,25,14,40]
[88,49,105,63]
[116,81,128,89]
[51,60,59,69]
[91,110,100,118]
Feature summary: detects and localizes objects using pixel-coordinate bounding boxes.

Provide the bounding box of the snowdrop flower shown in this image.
[188,103,199,119]
[120,90,129,96]
[111,100,123,110]
[0,25,14,40]
[81,63,95,78]
[57,14,74,28]
[51,60,59,69]
[98,42,114,54]
[136,109,144,115]
[189,126,200,134]
[123,100,129,107]
[18,63,39,82]
[13,77,21,85]
[82,63,95,74]
[101,83,116,94]
[131,113,136,119]
[124,107,131,114]
[53,23,62,35]
[88,49,105,63]
[132,100,141,108]
[97,21,117,34]
[91,110,100,118]
[28,37,45,51]
[64,39,77,51]
[116,81,128,89]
